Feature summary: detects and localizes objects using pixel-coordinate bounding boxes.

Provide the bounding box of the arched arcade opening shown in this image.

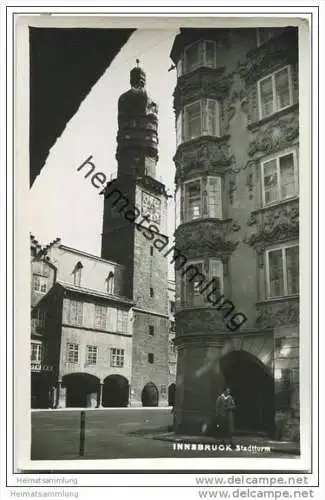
[62,373,100,408]
[102,375,129,407]
[142,382,159,407]
[220,350,275,437]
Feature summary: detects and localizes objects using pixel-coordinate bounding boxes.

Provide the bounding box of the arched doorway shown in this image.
[168,383,176,406]
[220,351,275,437]
[62,373,100,408]
[102,375,129,407]
[142,382,159,407]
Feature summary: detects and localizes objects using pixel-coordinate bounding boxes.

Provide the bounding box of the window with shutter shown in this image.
[69,300,83,326]
[106,306,117,332]
[117,310,128,333]
[95,304,107,330]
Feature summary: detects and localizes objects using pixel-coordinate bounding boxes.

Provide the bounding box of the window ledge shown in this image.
[177,217,232,228]
[251,196,299,215]
[247,103,299,131]
[177,134,230,150]
[257,295,299,306]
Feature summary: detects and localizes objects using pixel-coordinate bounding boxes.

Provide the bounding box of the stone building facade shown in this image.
[30,237,133,408]
[170,27,299,440]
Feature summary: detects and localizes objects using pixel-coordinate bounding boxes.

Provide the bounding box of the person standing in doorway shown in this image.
[215,388,236,441]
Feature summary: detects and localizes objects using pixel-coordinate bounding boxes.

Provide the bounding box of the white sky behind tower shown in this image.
[29,29,178,278]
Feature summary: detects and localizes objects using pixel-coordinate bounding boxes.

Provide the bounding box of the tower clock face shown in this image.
[141,191,161,225]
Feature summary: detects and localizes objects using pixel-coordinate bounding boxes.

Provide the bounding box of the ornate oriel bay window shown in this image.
[266,244,299,298]
[176,99,220,145]
[177,176,223,223]
[261,150,298,206]
[177,40,216,76]
[182,258,224,307]
[258,65,293,119]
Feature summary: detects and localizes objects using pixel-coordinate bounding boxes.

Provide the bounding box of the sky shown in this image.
[29,29,178,273]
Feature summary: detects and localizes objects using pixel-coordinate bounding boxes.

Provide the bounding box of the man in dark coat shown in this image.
[215,388,236,439]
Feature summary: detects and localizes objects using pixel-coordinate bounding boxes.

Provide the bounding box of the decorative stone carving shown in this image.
[225,88,248,131]
[173,67,233,112]
[177,308,228,335]
[256,298,299,328]
[248,113,299,158]
[175,219,238,258]
[247,213,257,226]
[245,199,299,253]
[227,173,237,205]
[246,173,254,200]
[238,28,298,85]
[174,137,233,184]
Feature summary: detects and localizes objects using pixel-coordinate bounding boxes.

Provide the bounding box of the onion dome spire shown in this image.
[130,59,146,89]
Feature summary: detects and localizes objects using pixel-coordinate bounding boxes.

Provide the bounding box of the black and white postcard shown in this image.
[5,7,321,492]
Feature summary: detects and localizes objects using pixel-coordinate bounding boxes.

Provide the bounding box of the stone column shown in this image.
[174,322,225,436]
[129,386,141,407]
[97,382,104,408]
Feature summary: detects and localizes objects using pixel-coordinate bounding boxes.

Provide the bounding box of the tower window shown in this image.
[148,353,154,364]
[150,246,154,256]
[149,325,154,336]
[150,287,154,298]
[106,271,115,294]
[73,261,83,286]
